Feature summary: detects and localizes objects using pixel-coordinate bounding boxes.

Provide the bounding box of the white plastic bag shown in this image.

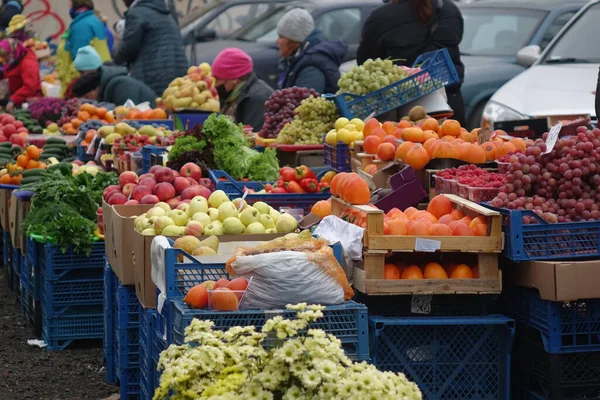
[230,251,344,310]
[313,215,365,271]
[124,99,151,111]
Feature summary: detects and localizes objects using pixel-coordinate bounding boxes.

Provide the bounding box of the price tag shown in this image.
[477,127,492,145]
[543,122,562,155]
[411,294,432,314]
[238,189,249,212]
[415,238,441,252]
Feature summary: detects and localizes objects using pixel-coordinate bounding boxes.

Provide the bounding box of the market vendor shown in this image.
[6,14,30,42]
[63,45,104,99]
[211,48,274,132]
[276,8,347,94]
[357,0,466,125]
[0,38,42,112]
[71,64,157,107]
[0,0,22,31]
[56,0,112,97]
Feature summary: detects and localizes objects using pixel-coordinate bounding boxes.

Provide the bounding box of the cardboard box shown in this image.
[508,259,600,301]
[132,231,285,308]
[0,188,13,231]
[9,192,30,250]
[103,201,154,284]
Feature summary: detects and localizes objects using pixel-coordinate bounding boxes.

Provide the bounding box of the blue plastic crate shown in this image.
[324,142,352,172]
[3,231,10,268]
[39,242,105,281]
[172,111,212,131]
[114,279,141,329]
[103,262,116,384]
[41,277,104,312]
[152,322,167,394]
[11,246,21,294]
[328,48,459,120]
[171,299,369,361]
[141,145,168,173]
[369,314,515,400]
[139,308,154,400]
[508,287,600,354]
[76,145,94,162]
[483,204,600,261]
[42,306,104,350]
[115,366,140,398]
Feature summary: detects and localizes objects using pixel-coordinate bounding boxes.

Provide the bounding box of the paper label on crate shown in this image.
[415,238,441,252]
[543,122,562,154]
[411,294,432,314]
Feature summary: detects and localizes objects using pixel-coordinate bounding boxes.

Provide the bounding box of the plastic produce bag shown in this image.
[227,237,353,310]
[124,99,151,111]
[313,215,364,263]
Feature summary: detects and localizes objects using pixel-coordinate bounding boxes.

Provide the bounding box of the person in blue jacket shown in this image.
[0,0,22,31]
[276,8,348,94]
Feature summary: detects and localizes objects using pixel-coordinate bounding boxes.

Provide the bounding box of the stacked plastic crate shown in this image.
[11,245,21,300]
[40,241,105,350]
[139,308,155,400]
[21,237,42,335]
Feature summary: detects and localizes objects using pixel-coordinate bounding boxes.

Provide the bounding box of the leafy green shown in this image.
[168,136,207,164]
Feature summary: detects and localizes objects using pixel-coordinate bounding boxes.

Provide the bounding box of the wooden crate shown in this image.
[354,153,390,171]
[331,194,503,252]
[354,252,501,295]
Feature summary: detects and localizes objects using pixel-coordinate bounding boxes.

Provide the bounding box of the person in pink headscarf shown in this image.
[0,38,41,112]
[211,48,273,132]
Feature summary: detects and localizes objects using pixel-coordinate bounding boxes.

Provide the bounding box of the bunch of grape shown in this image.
[57,98,81,126]
[338,58,407,96]
[490,126,600,224]
[259,87,318,138]
[275,96,338,145]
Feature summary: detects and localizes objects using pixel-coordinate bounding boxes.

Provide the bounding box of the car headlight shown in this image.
[481,101,526,129]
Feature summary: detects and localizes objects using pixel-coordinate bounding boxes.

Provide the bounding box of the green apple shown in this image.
[141,228,156,236]
[168,210,189,226]
[146,207,166,218]
[232,198,247,212]
[244,222,266,234]
[208,190,229,208]
[154,216,175,234]
[184,221,204,236]
[133,213,147,227]
[239,207,260,226]
[192,212,212,227]
[204,221,224,236]
[156,202,171,213]
[223,217,245,234]
[253,201,272,215]
[208,208,219,221]
[269,208,280,223]
[162,225,185,236]
[259,214,275,229]
[265,228,277,234]
[189,197,209,216]
[276,213,298,234]
[218,202,238,222]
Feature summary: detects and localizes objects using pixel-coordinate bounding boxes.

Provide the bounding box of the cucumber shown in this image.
[0,148,13,154]
[45,138,67,145]
[0,142,12,148]
[43,143,69,149]
[12,145,22,153]
[20,176,42,185]
[22,168,45,178]
[61,158,74,164]
[31,126,43,134]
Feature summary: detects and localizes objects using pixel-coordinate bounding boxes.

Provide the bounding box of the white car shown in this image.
[482,0,600,128]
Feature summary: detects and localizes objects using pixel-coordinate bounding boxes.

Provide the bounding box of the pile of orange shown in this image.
[361,117,528,170]
[125,108,168,120]
[383,194,488,236]
[63,103,114,135]
[1,145,45,185]
[384,261,478,280]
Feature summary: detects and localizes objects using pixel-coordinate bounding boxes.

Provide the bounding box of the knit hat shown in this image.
[72,0,94,9]
[72,68,101,97]
[276,8,314,43]
[211,48,253,80]
[74,45,102,72]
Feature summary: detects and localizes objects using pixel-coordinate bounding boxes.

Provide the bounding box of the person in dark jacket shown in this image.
[71,65,157,107]
[276,8,348,94]
[0,0,22,31]
[211,48,273,132]
[113,0,188,97]
[357,0,466,125]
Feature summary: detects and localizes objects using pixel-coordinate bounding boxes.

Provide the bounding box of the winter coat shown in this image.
[278,30,348,94]
[357,0,465,87]
[232,72,274,132]
[113,0,188,97]
[98,65,157,107]
[2,48,42,105]
[0,0,22,30]
[56,10,112,97]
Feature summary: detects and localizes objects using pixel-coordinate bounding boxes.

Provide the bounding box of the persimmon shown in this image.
[460,216,473,225]
[404,207,419,219]
[16,154,28,168]
[184,284,208,309]
[404,144,430,170]
[427,195,453,219]
[463,144,486,164]
[0,174,12,184]
[438,215,454,225]
[469,216,488,236]
[421,118,439,132]
[26,159,39,170]
[11,174,22,185]
[343,174,371,205]
[395,141,415,160]
[384,264,402,280]
[495,142,517,158]
[402,127,425,143]
[450,264,473,279]
[397,119,412,129]
[364,135,381,154]
[481,141,497,161]
[382,121,396,135]
[393,128,404,139]
[423,138,438,156]
[372,127,387,141]
[377,142,396,161]
[311,200,331,219]
[363,118,381,136]
[440,119,461,137]
[387,218,409,235]
[382,135,397,146]
[429,223,453,236]
[423,130,439,141]
[432,141,455,159]
[450,209,465,220]
[408,221,430,236]
[424,262,448,279]
[417,211,438,224]
[26,145,40,160]
[401,265,423,279]
[450,221,475,236]
[387,208,407,220]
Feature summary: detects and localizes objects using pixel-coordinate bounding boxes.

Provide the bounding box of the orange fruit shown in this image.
[26,159,39,170]
[104,112,115,123]
[423,262,448,279]
[402,127,425,143]
[372,127,387,141]
[417,211,438,224]
[95,107,108,119]
[384,264,402,280]
[450,221,475,236]
[404,207,419,219]
[429,223,453,236]
[387,218,409,235]
[0,174,12,184]
[77,111,90,122]
[450,264,474,279]
[377,142,396,161]
[397,120,412,129]
[427,195,453,219]
[26,145,40,160]
[408,221,430,236]
[421,118,439,132]
[363,119,380,136]
[382,121,396,135]
[495,142,517,158]
[16,154,28,168]
[363,135,381,154]
[481,141,498,161]
[440,119,461,137]
[510,138,526,152]
[404,144,430,170]
[450,209,465,220]
[438,215,454,225]
[71,118,82,129]
[382,135,397,146]
[401,265,424,279]
[395,141,416,160]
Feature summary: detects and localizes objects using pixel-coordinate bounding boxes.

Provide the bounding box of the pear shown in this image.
[199,236,219,253]
[192,246,217,256]
[115,122,136,135]
[139,125,158,137]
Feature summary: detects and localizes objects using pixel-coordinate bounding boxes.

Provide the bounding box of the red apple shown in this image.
[153,182,176,201]
[16,127,28,134]
[119,171,139,188]
[9,134,24,146]
[122,183,137,197]
[210,87,218,98]
[0,135,6,143]
[172,171,180,178]
[180,163,202,181]
[140,194,160,205]
[186,177,198,186]
[124,199,140,205]
[72,160,84,166]
[154,167,174,184]
[108,192,128,205]
[139,173,154,181]
[3,124,16,136]
[139,178,157,190]
[166,197,180,209]
[149,165,162,174]
[12,120,23,129]
[180,199,191,204]
[132,185,152,201]
[103,185,121,201]
[1,114,15,124]
[199,178,214,191]
[173,177,191,194]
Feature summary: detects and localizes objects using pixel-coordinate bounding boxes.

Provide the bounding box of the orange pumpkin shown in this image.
[184,284,208,309]
[343,174,371,205]
[404,144,430,170]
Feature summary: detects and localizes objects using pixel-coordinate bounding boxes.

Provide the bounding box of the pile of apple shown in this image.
[133,190,298,237]
[0,114,29,146]
[103,164,213,209]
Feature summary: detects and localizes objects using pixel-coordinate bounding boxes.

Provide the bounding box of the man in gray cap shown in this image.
[276,8,348,94]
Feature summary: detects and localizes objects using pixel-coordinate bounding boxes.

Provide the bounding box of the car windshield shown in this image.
[235,4,315,42]
[460,7,545,56]
[180,2,223,29]
[542,3,600,64]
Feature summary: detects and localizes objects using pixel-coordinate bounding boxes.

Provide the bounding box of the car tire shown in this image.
[468,101,488,131]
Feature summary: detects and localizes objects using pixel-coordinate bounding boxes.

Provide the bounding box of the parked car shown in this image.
[459,0,584,129]
[180,0,293,45]
[482,0,600,128]
[187,0,380,89]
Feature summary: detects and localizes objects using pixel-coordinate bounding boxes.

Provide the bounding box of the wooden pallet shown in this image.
[331,195,503,252]
[354,252,502,295]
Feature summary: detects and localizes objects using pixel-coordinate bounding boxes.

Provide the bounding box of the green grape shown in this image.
[275,96,338,145]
